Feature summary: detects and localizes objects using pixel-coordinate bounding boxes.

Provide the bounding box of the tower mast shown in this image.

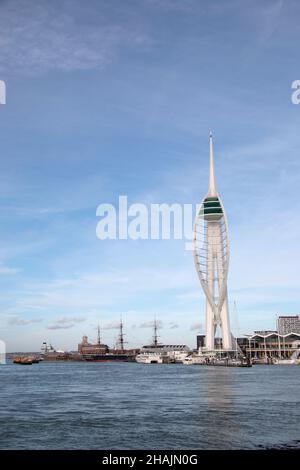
[208,131,218,197]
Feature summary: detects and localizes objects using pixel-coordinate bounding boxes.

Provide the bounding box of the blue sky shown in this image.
[0,0,300,351]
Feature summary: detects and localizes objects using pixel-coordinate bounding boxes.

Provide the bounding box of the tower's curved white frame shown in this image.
[193,134,232,351]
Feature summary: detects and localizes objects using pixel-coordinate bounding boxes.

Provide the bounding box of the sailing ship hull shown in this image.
[82,353,135,362]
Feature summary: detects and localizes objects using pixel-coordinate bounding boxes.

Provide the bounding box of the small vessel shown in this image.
[13,357,33,365]
[183,355,207,365]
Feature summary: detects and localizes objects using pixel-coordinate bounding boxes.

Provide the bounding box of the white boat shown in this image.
[135,352,164,364]
[183,355,207,365]
[273,359,295,365]
[166,350,190,363]
[273,349,300,365]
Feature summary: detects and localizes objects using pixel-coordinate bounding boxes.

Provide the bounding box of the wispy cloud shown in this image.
[55,316,85,324]
[190,322,202,331]
[47,323,74,330]
[101,322,120,330]
[0,263,21,275]
[46,315,85,330]
[140,320,163,329]
[8,316,42,326]
[9,266,196,313]
[0,0,149,74]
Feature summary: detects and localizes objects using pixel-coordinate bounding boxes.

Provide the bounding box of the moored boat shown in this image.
[183,355,207,365]
[135,352,164,364]
[13,357,33,365]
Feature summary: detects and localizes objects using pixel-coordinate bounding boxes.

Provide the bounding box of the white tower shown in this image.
[193,133,232,351]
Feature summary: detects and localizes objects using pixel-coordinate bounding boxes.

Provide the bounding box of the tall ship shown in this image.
[78,320,137,362]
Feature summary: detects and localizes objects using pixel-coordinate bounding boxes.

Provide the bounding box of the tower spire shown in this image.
[208,131,217,196]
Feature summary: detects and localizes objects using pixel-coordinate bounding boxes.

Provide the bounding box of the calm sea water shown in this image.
[0,362,299,450]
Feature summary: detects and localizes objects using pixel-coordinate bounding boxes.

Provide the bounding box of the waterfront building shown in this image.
[237,332,300,360]
[277,315,300,335]
[253,330,277,335]
[193,134,232,351]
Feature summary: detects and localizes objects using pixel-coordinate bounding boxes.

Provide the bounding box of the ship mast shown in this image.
[97,323,101,345]
[118,316,125,351]
[153,318,159,347]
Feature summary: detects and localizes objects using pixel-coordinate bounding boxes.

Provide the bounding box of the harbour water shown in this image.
[0,362,299,449]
